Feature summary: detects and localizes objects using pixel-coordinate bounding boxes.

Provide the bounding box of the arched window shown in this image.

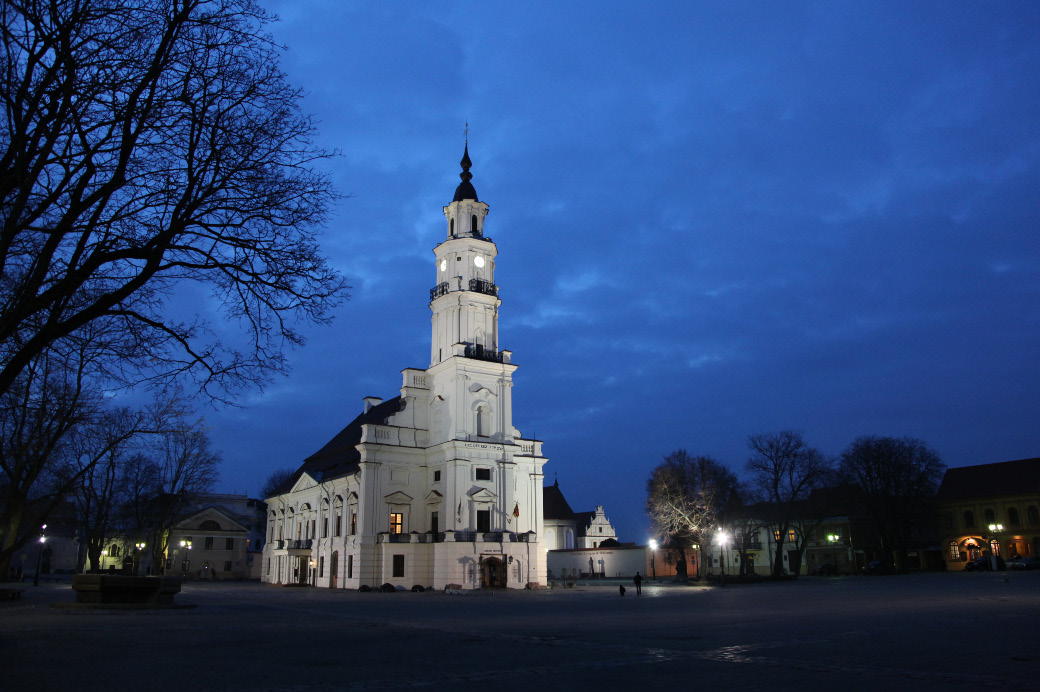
[948,541,961,561]
[476,404,489,437]
[984,508,995,524]
[471,214,478,235]
[199,520,221,531]
[1008,507,1020,525]
[1027,506,1039,525]
[450,218,454,236]
[963,510,976,528]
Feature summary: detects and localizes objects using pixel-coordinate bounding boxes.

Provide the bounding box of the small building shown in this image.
[936,458,1040,570]
[166,506,251,580]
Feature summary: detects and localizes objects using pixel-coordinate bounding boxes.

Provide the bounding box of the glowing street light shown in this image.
[179,539,192,578]
[988,523,1004,571]
[33,524,47,587]
[648,539,658,580]
[717,528,729,576]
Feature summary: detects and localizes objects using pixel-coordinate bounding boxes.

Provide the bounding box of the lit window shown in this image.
[390,513,403,534]
[788,530,796,543]
[948,542,961,560]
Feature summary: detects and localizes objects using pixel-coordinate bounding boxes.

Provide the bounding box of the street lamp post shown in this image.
[134,542,146,576]
[717,529,729,576]
[988,523,1003,571]
[32,524,47,587]
[648,539,657,580]
[179,539,192,579]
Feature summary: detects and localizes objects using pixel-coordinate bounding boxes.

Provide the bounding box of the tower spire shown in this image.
[453,129,478,202]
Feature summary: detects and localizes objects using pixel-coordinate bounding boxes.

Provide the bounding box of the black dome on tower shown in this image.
[452,144,478,202]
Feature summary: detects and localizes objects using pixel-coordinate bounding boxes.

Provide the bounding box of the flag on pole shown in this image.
[513,502,520,518]
[457,500,462,519]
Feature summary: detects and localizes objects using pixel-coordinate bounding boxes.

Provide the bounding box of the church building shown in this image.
[262,147,548,590]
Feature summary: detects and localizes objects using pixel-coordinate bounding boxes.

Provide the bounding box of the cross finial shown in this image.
[464,121,469,144]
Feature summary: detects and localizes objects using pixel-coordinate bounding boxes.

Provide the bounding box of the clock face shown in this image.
[440,259,446,271]
[474,256,485,268]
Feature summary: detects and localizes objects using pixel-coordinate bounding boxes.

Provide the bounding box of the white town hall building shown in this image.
[262,147,549,590]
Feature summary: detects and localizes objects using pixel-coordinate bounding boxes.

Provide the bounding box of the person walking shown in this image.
[633,571,643,595]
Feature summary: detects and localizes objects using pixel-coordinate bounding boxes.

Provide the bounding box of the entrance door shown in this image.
[481,557,506,588]
[330,551,339,589]
[297,556,309,585]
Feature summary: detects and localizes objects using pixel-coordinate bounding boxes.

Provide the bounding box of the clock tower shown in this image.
[426,146,515,446]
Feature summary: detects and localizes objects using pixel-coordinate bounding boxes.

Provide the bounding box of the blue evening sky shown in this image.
[207,1,1040,541]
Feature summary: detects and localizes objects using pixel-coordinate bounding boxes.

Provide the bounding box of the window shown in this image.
[225,538,234,551]
[110,544,120,557]
[347,555,353,578]
[431,511,439,534]
[265,558,270,576]
[773,531,781,542]
[393,554,405,578]
[311,519,316,538]
[984,509,995,524]
[204,537,214,550]
[476,468,491,481]
[476,406,486,436]
[476,510,491,532]
[322,517,328,538]
[948,542,961,560]
[963,510,976,528]
[334,512,342,537]
[200,520,220,531]
[471,214,478,234]
[390,513,403,534]
[788,530,796,543]
[319,556,324,578]
[1029,506,1040,525]
[223,561,232,572]
[350,511,357,535]
[434,470,441,482]
[1008,507,1020,525]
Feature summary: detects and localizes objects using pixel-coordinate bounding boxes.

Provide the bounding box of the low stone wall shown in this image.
[71,575,182,605]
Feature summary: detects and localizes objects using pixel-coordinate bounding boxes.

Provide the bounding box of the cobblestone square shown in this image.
[2,571,1038,691]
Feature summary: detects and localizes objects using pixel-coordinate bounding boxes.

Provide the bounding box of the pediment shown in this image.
[384,490,413,504]
[425,490,443,504]
[468,488,498,503]
[290,472,318,494]
[174,506,248,533]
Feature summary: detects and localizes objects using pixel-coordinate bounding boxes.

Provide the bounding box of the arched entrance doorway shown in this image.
[330,551,339,589]
[480,557,506,588]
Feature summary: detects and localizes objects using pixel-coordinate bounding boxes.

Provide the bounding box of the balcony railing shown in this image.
[464,344,503,363]
[286,539,312,550]
[430,282,449,301]
[482,532,503,542]
[468,278,498,297]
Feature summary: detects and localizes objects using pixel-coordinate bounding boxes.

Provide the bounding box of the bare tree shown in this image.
[145,418,220,572]
[0,0,346,403]
[746,430,832,578]
[646,450,738,579]
[260,467,296,500]
[838,436,944,570]
[0,347,97,577]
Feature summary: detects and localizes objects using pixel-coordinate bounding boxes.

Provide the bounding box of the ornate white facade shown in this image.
[262,147,548,590]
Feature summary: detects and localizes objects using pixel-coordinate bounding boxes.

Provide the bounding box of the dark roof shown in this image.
[573,511,595,529]
[543,479,576,520]
[274,397,404,495]
[452,144,478,202]
[936,458,1040,501]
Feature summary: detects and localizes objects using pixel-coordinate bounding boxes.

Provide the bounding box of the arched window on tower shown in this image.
[450,218,454,236]
[471,214,478,236]
[476,404,490,437]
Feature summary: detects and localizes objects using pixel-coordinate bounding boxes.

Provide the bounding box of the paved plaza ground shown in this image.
[2,571,1039,691]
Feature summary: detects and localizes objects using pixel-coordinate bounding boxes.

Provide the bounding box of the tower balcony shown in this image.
[464,344,503,363]
[430,282,450,301]
[468,278,498,296]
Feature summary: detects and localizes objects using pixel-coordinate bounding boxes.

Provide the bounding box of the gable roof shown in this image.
[936,458,1040,501]
[273,397,404,495]
[543,479,576,520]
